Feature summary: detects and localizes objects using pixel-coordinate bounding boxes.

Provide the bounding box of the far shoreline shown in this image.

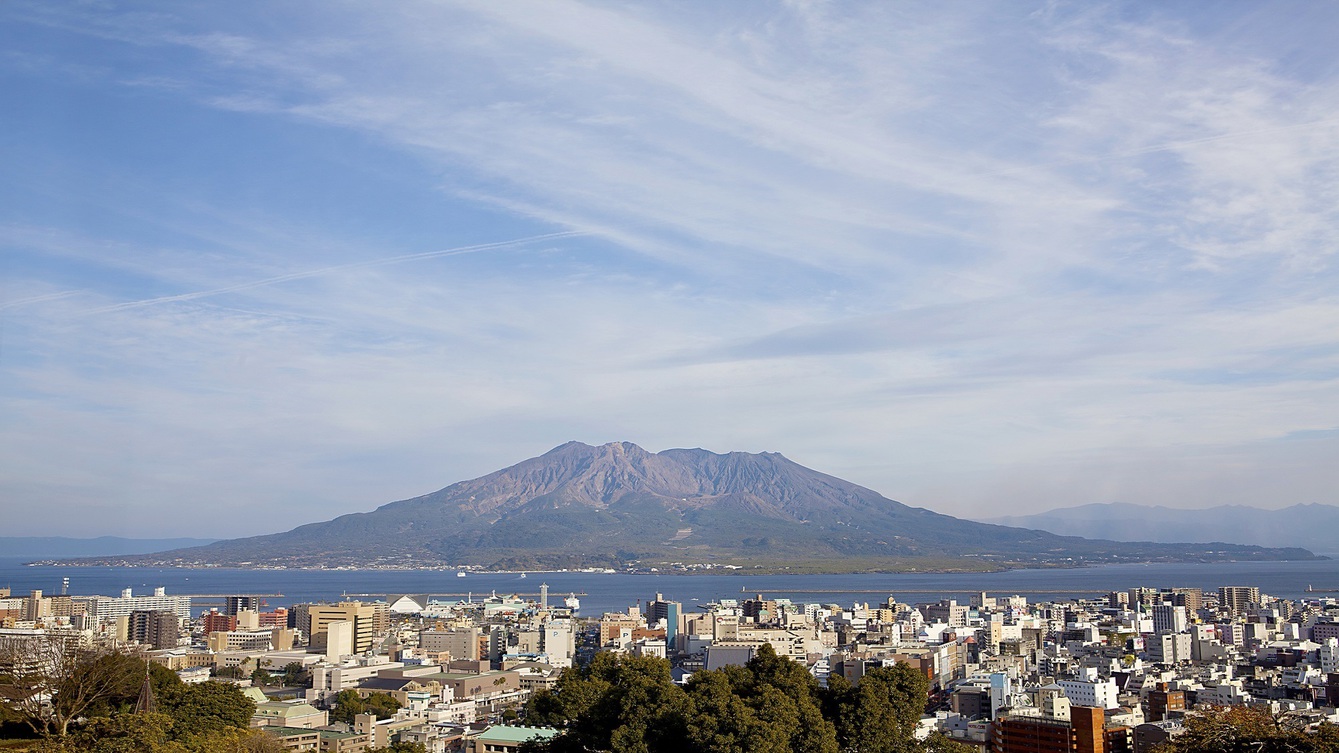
[18,553,1328,577]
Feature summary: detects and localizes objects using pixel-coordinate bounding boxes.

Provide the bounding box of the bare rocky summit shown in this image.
[84,441,1319,571]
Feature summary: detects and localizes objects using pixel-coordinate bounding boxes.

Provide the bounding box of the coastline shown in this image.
[22,550,1327,576]
[6,557,1339,618]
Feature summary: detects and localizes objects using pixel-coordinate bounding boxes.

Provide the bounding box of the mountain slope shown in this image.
[980,502,1339,555]
[0,537,218,558]
[79,442,1319,570]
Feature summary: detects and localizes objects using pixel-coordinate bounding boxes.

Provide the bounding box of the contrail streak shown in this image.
[0,290,83,312]
[83,230,587,315]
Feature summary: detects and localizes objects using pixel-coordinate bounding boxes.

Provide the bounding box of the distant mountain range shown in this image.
[0,536,218,558]
[62,442,1319,572]
[980,502,1339,555]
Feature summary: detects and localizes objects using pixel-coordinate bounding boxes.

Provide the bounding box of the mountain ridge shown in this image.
[980,501,1339,554]
[0,537,218,559]
[60,442,1320,571]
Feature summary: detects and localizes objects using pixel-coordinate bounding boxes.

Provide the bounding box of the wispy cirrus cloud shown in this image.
[2,1,1339,534]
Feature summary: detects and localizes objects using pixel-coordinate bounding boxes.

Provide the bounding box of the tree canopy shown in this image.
[521,645,969,753]
[328,689,402,725]
[0,639,144,737]
[1,637,265,749]
[29,711,284,753]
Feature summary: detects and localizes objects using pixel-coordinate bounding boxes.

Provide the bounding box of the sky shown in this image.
[3,1,1339,538]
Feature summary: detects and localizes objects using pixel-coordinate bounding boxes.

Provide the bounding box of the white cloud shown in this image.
[2,1,1339,534]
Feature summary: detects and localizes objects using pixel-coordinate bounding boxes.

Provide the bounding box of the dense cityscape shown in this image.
[5,577,1339,751]
[7,0,1339,751]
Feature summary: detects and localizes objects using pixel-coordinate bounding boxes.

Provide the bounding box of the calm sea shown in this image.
[2,558,1337,616]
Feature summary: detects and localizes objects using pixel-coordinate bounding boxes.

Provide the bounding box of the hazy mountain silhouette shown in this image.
[981,502,1339,555]
[0,537,217,558]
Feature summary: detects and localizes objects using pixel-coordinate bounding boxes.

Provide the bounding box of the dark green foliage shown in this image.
[158,681,256,741]
[279,663,310,688]
[682,645,838,753]
[328,689,401,725]
[2,643,271,751]
[921,732,975,753]
[30,711,284,752]
[32,712,176,752]
[524,652,688,753]
[523,645,940,753]
[0,642,144,737]
[828,663,928,753]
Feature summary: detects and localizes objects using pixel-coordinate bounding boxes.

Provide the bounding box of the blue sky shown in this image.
[4,1,1339,537]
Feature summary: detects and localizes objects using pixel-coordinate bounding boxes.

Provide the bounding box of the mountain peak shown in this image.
[98,444,1321,570]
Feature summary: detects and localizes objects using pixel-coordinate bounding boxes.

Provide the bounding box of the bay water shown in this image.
[3,557,1338,616]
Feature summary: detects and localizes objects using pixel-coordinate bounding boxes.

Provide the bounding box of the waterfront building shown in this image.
[88,587,192,620]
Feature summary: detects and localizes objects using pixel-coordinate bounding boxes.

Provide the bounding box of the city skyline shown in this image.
[3,1,1339,537]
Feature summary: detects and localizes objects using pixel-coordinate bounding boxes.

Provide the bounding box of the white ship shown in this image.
[456,571,467,578]
[564,593,581,611]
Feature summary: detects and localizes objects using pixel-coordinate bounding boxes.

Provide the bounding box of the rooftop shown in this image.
[475,725,561,744]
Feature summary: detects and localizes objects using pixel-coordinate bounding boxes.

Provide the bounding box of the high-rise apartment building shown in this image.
[1169,588,1203,611]
[202,610,236,634]
[23,590,50,622]
[224,596,259,616]
[1218,587,1260,617]
[88,588,191,620]
[128,609,180,650]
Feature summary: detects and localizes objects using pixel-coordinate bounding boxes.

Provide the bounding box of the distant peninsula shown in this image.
[2,536,218,559]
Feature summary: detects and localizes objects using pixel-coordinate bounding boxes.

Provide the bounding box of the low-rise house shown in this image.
[253,699,329,729]
[465,724,560,753]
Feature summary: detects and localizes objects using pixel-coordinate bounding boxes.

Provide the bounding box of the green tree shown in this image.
[826,662,928,753]
[921,732,975,753]
[523,652,688,753]
[30,711,284,753]
[523,648,944,753]
[328,689,401,725]
[280,663,310,688]
[682,645,838,753]
[31,711,181,753]
[682,669,785,752]
[0,639,142,737]
[159,680,257,741]
[364,692,402,719]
